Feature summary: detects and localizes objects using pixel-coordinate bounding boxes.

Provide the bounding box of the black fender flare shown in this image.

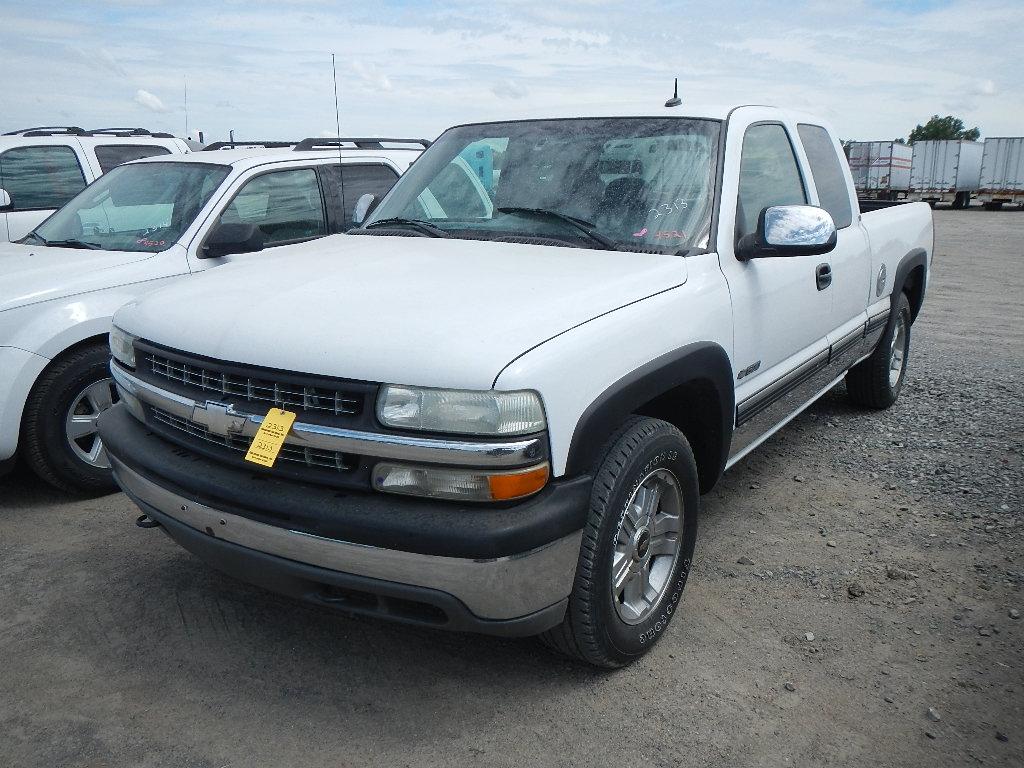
[564,341,734,490]
[893,247,928,321]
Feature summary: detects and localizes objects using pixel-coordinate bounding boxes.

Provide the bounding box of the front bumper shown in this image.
[100,404,589,635]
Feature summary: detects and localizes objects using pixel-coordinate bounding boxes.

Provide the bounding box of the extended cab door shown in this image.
[717,114,834,460]
[0,139,92,242]
[795,123,872,353]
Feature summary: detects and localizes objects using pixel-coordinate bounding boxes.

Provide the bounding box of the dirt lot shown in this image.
[2,209,1022,767]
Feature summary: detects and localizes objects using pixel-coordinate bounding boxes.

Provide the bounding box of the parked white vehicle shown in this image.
[908,138,984,209]
[0,137,426,491]
[847,140,913,200]
[0,127,191,242]
[977,136,1024,210]
[103,104,933,666]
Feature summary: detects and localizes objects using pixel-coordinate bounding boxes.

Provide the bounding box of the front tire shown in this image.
[541,417,699,667]
[21,342,119,494]
[846,292,912,409]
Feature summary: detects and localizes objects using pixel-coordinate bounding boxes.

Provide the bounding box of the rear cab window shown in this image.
[94,144,173,173]
[796,124,853,228]
[0,144,87,210]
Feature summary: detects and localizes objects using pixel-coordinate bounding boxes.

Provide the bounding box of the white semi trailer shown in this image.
[847,141,913,200]
[977,137,1024,210]
[908,139,984,209]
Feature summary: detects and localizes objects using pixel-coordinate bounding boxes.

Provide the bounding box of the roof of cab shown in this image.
[128,145,422,171]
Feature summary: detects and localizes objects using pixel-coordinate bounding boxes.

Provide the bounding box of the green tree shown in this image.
[907,115,981,143]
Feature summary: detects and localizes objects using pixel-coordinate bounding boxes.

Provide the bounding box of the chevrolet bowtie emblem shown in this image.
[191,400,249,436]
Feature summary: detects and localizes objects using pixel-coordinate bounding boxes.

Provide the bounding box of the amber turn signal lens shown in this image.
[487,463,550,501]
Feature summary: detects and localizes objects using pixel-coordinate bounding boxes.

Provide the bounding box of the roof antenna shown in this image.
[332,53,343,166]
[665,78,681,108]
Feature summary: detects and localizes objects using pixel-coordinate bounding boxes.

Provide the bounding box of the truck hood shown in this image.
[117,235,688,390]
[0,242,154,313]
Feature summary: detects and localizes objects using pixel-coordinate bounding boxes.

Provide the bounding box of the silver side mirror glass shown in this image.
[353,193,378,226]
[0,188,11,210]
[739,204,837,259]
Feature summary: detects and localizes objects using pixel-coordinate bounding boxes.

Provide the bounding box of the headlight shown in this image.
[377,385,546,436]
[109,326,137,368]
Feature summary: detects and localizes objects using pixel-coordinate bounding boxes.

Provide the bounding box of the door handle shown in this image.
[815,263,832,291]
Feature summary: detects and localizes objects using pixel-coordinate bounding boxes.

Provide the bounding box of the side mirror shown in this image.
[0,188,11,211]
[737,205,837,260]
[353,193,379,226]
[200,221,265,259]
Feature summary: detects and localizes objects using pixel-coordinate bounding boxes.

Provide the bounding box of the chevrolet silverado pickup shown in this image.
[101,104,933,667]
[0,138,424,492]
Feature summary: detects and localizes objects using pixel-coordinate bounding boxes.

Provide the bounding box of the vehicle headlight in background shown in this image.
[109,326,137,368]
[373,461,550,502]
[377,385,546,436]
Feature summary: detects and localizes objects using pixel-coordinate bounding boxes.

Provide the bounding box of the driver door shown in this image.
[717,119,834,459]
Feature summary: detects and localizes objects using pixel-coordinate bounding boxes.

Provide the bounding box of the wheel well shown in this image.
[902,264,926,322]
[634,379,725,494]
[25,334,109,401]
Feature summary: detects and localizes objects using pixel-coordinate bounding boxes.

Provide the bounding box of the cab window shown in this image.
[0,145,87,210]
[797,124,853,229]
[219,168,326,247]
[736,124,807,242]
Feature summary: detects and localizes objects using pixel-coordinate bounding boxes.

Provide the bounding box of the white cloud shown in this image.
[351,60,392,92]
[976,79,997,96]
[492,79,528,100]
[133,89,169,113]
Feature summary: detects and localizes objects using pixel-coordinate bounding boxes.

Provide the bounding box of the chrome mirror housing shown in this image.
[739,204,837,259]
[353,193,379,226]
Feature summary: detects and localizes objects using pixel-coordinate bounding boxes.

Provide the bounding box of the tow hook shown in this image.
[136,514,161,529]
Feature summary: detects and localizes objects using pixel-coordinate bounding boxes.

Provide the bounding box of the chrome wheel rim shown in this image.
[611,468,684,625]
[65,378,117,468]
[888,313,908,388]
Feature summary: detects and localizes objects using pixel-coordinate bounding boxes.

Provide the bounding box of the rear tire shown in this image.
[846,292,912,409]
[540,417,699,667]
[21,342,118,494]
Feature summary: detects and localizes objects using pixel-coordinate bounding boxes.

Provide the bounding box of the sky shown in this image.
[0,0,1020,143]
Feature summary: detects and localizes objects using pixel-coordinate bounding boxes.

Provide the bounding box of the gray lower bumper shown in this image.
[112,457,582,624]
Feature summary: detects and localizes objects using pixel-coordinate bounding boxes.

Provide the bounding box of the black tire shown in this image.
[21,342,118,494]
[846,292,912,409]
[540,416,700,667]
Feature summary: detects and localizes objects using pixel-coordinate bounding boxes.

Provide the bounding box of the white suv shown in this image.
[0,137,426,492]
[0,127,192,242]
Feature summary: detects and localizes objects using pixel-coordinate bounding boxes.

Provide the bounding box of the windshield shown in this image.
[31,162,230,252]
[366,117,720,253]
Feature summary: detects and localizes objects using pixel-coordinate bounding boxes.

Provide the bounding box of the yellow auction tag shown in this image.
[244,408,297,467]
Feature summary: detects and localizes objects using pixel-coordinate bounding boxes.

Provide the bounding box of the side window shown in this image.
[796,124,853,228]
[340,164,399,229]
[0,145,87,211]
[735,124,807,242]
[94,145,172,174]
[219,168,326,247]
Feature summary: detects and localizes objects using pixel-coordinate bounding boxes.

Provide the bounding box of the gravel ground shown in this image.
[1,208,1022,767]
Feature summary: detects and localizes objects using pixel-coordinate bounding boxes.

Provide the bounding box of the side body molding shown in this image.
[564,341,734,491]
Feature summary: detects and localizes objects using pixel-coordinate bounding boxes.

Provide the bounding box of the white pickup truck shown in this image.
[0,138,424,491]
[0,127,193,242]
[102,104,933,667]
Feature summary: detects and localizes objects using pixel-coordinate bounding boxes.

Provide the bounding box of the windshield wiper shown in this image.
[24,234,102,250]
[496,207,620,251]
[363,217,450,238]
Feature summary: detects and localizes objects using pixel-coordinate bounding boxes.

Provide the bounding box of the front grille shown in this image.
[152,407,357,473]
[139,349,364,417]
